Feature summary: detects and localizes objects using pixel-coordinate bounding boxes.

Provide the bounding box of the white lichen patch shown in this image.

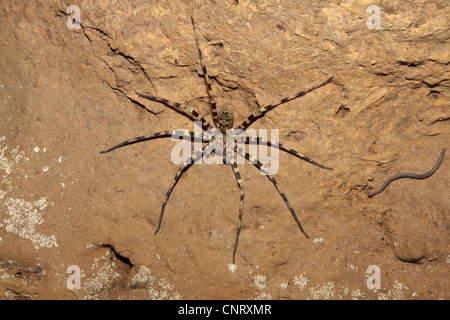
[83,251,120,300]
[377,280,408,300]
[251,274,272,299]
[129,265,181,300]
[228,263,237,273]
[309,281,336,300]
[148,278,181,300]
[0,138,56,250]
[0,145,13,175]
[351,288,364,300]
[1,143,27,175]
[130,265,155,287]
[253,292,272,300]
[313,237,324,244]
[0,141,27,207]
[253,274,267,290]
[293,274,308,291]
[279,281,288,289]
[3,197,58,249]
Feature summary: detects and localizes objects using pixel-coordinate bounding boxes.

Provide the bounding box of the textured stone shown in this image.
[0,0,448,299]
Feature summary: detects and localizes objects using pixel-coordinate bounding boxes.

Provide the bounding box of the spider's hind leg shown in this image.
[247,136,333,171]
[155,141,215,235]
[236,147,310,239]
[227,153,245,265]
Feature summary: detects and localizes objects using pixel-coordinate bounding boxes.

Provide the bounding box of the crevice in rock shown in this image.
[100,244,134,269]
[110,87,164,116]
[76,19,154,89]
[397,60,423,67]
[109,46,153,86]
[334,105,350,118]
[430,117,450,125]
[83,25,112,40]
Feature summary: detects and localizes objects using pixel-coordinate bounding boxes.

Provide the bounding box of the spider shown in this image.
[100,16,333,264]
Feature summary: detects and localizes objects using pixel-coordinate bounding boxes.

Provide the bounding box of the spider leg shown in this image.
[226,152,245,265]
[155,140,216,235]
[191,16,220,127]
[235,147,310,239]
[238,76,333,131]
[245,136,333,170]
[100,130,208,154]
[135,91,214,130]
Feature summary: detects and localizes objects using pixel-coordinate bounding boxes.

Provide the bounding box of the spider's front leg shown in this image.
[135,91,214,130]
[190,16,220,127]
[237,76,333,131]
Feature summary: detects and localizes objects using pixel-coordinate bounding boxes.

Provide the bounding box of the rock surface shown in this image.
[0,0,448,299]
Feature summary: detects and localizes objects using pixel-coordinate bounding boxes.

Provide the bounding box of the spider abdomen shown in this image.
[217,104,234,132]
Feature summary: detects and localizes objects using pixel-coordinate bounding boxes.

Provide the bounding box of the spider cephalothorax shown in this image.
[101,16,333,264]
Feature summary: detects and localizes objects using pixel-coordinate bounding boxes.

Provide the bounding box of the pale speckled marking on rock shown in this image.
[100,16,334,265]
[128,265,181,299]
[0,139,56,250]
[4,197,58,249]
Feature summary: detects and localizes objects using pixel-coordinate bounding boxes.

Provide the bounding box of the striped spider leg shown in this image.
[223,79,334,263]
[134,92,214,131]
[100,130,208,154]
[101,129,214,229]
[155,140,218,235]
[243,135,333,171]
[234,146,311,240]
[228,145,318,264]
[237,76,334,131]
[191,16,220,127]
[224,147,245,265]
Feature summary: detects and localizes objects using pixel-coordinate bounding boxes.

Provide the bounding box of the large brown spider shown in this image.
[101,16,333,264]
